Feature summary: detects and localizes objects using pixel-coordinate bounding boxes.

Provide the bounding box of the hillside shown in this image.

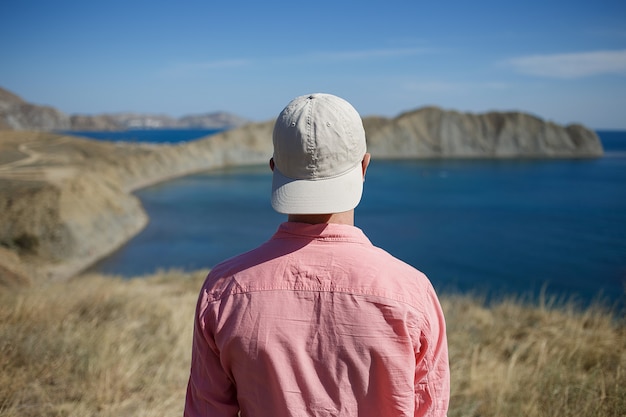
[0,124,274,284]
[0,87,71,131]
[364,106,603,158]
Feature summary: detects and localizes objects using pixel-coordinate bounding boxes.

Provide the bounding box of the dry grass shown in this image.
[0,269,207,417]
[444,294,625,417]
[1,270,624,417]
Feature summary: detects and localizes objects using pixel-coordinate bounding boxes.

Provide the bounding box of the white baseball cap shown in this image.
[271,93,367,214]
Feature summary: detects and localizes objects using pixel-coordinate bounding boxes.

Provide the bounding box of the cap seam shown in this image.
[306,97,317,176]
[275,160,362,181]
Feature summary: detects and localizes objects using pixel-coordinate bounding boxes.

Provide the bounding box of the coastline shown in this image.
[0,109,605,286]
[0,123,275,285]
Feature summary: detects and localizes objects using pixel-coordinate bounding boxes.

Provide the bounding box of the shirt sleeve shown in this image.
[184,288,239,417]
[414,286,450,417]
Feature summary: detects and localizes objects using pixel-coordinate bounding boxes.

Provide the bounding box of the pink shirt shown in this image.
[185,222,449,417]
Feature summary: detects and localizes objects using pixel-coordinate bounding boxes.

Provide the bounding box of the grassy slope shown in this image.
[1,270,624,417]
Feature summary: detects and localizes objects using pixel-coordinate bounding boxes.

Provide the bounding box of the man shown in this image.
[184,93,450,417]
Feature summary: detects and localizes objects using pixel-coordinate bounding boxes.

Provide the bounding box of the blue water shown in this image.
[63,128,223,143]
[86,130,626,310]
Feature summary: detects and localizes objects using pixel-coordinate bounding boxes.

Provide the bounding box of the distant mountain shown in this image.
[178,112,250,129]
[68,111,250,131]
[0,87,71,131]
[0,86,251,131]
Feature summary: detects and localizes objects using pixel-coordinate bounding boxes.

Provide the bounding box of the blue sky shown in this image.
[1,0,625,129]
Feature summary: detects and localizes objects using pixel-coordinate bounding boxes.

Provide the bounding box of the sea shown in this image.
[74,128,626,310]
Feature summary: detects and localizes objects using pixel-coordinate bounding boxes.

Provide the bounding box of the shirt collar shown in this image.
[273,221,372,244]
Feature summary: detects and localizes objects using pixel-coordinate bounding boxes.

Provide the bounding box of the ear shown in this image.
[269,157,275,172]
[361,153,371,180]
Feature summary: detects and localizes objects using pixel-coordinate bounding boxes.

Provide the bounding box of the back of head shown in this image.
[271,93,367,215]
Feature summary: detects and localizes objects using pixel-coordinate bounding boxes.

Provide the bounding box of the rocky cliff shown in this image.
[364,107,603,158]
[0,97,604,286]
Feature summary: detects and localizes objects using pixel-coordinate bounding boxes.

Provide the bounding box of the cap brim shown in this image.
[271,163,364,214]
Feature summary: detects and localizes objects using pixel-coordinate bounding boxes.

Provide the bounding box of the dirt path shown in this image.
[0,134,84,182]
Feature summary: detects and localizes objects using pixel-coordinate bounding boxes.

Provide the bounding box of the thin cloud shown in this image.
[157,47,431,78]
[405,81,459,93]
[503,49,626,78]
[158,59,251,78]
[405,81,510,93]
[308,47,431,61]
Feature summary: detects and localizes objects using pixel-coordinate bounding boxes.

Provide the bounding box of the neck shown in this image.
[287,210,354,225]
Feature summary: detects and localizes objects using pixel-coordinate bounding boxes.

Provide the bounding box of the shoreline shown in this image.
[0,109,605,286]
[0,124,275,285]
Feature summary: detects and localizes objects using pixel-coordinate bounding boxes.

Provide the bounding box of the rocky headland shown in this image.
[364,107,603,158]
[0,88,604,286]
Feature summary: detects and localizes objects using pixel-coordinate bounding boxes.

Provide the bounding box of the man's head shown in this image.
[270,93,369,215]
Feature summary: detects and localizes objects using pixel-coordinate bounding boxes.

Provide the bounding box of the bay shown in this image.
[62,128,223,143]
[87,131,626,309]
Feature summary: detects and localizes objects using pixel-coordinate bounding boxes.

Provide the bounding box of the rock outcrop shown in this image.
[364,107,603,158]
[0,98,604,286]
